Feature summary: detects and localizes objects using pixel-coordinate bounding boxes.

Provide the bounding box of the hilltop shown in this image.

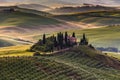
[32,26,120,51]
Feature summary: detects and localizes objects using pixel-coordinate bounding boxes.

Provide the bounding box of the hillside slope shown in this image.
[49,5,116,14]
[54,10,120,26]
[0,7,79,47]
[0,39,13,47]
[0,45,120,80]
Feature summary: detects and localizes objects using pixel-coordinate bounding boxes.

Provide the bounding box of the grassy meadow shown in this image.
[0,45,33,57]
[0,11,60,27]
[68,26,120,49]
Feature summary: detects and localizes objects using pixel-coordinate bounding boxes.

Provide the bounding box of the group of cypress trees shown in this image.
[80,33,88,45]
[30,32,88,52]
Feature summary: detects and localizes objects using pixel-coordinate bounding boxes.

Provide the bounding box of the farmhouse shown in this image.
[67,36,77,44]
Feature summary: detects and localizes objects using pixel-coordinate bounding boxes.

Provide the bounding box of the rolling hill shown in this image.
[18,4,51,11]
[0,45,120,80]
[0,6,81,37]
[0,6,80,47]
[0,39,13,47]
[54,10,120,26]
[49,5,116,14]
[0,6,119,49]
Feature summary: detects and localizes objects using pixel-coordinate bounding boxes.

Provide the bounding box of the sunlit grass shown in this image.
[0,45,33,57]
[106,52,120,60]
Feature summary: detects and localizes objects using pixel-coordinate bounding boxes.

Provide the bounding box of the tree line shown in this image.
[30,32,88,52]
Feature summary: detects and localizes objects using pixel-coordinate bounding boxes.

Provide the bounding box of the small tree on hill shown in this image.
[54,37,58,47]
[43,34,46,44]
[80,33,88,45]
[65,32,68,46]
[72,32,76,37]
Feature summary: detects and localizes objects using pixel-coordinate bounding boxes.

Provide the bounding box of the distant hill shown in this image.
[0,39,13,47]
[18,4,51,11]
[0,6,79,47]
[54,10,120,26]
[49,5,117,14]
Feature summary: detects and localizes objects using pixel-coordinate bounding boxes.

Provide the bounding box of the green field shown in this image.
[68,26,120,49]
[0,8,61,47]
[54,11,120,26]
[0,11,60,27]
[0,45,32,57]
[0,45,120,80]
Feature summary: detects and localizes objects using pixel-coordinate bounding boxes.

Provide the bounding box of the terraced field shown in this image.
[41,46,120,80]
[0,45,120,80]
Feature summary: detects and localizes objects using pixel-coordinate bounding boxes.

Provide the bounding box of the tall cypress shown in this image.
[54,37,58,47]
[83,33,86,40]
[80,33,88,45]
[65,32,68,45]
[43,34,46,44]
[60,32,64,49]
[72,32,75,37]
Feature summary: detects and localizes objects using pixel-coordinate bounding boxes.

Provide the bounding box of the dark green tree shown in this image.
[59,32,64,49]
[43,34,46,44]
[72,32,76,37]
[83,33,86,40]
[65,32,68,46]
[54,37,58,47]
[80,33,88,45]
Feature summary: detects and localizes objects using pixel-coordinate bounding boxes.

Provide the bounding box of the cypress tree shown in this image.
[83,33,86,40]
[65,32,68,46]
[57,33,60,45]
[80,33,88,45]
[43,34,46,44]
[72,32,76,37]
[60,32,64,49]
[54,37,58,47]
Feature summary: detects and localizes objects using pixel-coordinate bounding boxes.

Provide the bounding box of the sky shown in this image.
[0,0,120,7]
